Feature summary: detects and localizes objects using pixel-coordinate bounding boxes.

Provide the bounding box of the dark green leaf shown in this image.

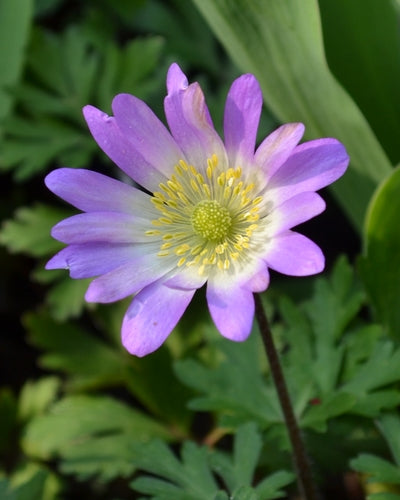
[23,395,170,480]
[130,440,218,499]
[359,166,400,339]
[174,333,282,428]
[351,454,400,484]
[319,0,400,164]
[0,204,67,257]
[379,414,400,466]
[255,470,295,499]
[0,0,33,120]
[18,377,60,421]
[25,312,125,391]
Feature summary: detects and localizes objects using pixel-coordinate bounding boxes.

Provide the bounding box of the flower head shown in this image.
[45,63,349,356]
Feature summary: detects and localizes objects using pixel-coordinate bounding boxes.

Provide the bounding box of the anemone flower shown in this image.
[45,63,349,356]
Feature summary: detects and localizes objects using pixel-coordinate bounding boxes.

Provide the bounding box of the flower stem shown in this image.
[254,293,320,500]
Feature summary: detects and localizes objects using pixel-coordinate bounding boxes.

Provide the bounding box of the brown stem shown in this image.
[254,293,320,500]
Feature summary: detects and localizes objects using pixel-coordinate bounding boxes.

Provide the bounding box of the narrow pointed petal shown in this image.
[85,254,174,303]
[112,93,184,179]
[224,74,262,167]
[122,281,195,357]
[51,212,151,244]
[207,282,254,341]
[83,105,166,192]
[255,123,305,178]
[268,138,349,204]
[263,231,324,276]
[45,243,137,278]
[45,168,155,215]
[164,63,227,170]
[267,192,326,236]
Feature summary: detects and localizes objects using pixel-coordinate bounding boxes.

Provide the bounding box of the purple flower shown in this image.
[45,63,349,357]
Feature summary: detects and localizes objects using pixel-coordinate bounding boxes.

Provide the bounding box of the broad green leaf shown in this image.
[44,276,91,321]
[174,333,282,429]
[2,463,61,500]
[230,487,258,500]
[95,36,165,110]
[300,392,356,432]
[209,423,263,492]
[359,166,400,339]
[23,395,170,480]
[1,27,165,179]
[379,414,400,466]
[351,454,400,484]
[255,471,296,499]
[318,0,400,164]
[0,0,33,120]
[192,0,393,229]
[233,423,263,487]
[0,204,67,257]
[131,425,293,499]
[18,377,60,421]
[130,440,219,499]
[0,117,95,180]
[132,0,222,76]
[25,312,125,391]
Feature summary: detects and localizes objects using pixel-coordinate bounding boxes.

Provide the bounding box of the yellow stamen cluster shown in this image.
[146,155,263,275]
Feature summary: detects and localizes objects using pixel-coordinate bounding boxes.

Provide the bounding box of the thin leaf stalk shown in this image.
[254,293,320,500]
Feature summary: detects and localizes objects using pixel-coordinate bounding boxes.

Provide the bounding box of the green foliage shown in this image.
[18,376,60,421]
[359,166,400,340]
[0,0,33,121]
[25,313,125,391]
[25,309,193,428]
[318,0,400,164]
[0,204,67,257]
[176,258,400,436]
[0,26,165,179]
[130,423,294,499]
[0,464,61,500]
[351,413,400,499]
[192,0,393,230]
[23,394,171,481]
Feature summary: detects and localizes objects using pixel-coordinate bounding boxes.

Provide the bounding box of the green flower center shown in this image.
[191,200,232,241]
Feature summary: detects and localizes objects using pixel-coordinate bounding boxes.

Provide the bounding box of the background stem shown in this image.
[254,293,320,500]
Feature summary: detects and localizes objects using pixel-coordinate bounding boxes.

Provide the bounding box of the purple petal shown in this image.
[255,123,305,179]
[83,105,166,192]
[112,93,184,179]
[164,63,227,170]
[163,267,207,291]
[224,74,262,167]
[45,168,155,215]
[85,253,174,303]
[45,243,137,278]
[267,138,349,204]
[267,192,326,236]
[243,261,270,293]
[263,231,324,276]
[51,212,151,244]
[122,280,195,357]
[207,282,254,341]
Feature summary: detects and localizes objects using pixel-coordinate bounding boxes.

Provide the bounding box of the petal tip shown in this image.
[166,62,188,93]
